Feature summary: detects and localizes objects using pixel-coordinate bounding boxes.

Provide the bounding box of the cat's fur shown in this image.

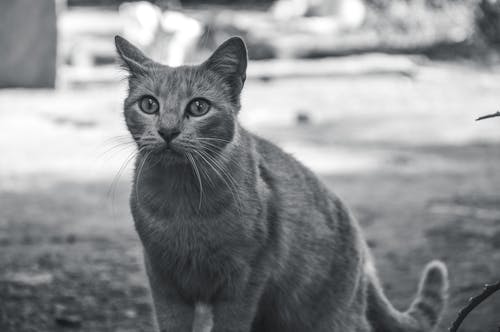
[115,35,449,332]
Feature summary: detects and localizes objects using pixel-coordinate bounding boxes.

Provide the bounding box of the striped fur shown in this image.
[367,260,448,332]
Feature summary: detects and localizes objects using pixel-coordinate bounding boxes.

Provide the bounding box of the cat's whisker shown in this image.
[104,139,135,148]
[199,146,232,165]
[194,139,232,156]
[109,148,138,198]
[186,151,204,210]
[188,141,236,170]
[196,140,225,151]
[196,137,231,142]
[135,150,153,202]
[195,148,243,214]
[103,135,134,144]
[98,141,136,159]
[192,149,238,208]
[187,148,217,193]
[185,147,217,192]
[99,135,136,157]
[199,143,246,174]
[108,146,144,218]
[202,151,241,197]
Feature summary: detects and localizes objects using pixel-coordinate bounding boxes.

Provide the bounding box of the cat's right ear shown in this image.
[204,37,248,95]
[114,35,149,74]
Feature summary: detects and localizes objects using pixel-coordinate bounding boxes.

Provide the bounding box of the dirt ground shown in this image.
[1,59,499,331]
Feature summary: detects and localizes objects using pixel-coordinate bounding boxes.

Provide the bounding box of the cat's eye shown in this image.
[186,98,211,117]
[139,95,159,114]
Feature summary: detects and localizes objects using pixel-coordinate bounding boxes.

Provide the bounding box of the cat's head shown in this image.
[115,35,247,163]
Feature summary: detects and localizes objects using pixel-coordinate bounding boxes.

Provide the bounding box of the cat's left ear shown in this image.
[115,35,151,74]
[204,37,248,94]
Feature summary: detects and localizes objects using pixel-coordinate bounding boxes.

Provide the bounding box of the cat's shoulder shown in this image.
[251,134,287,159]
[245,128,339,192]
[244,129,310,178]
[247,131,295,165]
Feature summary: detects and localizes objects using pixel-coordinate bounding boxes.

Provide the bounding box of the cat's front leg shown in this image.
[210,299,259,332]
[208,249,273,332]
[149,285,194,332]
[209,276,267,332]
[145,256,194,332]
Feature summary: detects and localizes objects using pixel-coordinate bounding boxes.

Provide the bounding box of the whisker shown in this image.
[195,137,232,143]
[187,149,217,192]
[198,144,246,173]
[135,150,152,202]
[184,142,241,193]
[183,146,217,193]
[195,148,243,214]
[109,149,138,198]
[98,141,136,159]
[187,152,204,211]
[200,147,242,191]
[192,149,234,203]
[107,146,144,219]
[103,135,134,144]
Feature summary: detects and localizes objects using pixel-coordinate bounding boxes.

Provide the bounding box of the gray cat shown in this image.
[115,35,448,332]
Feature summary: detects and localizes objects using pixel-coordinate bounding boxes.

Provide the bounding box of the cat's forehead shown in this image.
[139,64,223,99]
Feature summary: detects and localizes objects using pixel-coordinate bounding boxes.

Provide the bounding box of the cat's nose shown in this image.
[158,128,181,143]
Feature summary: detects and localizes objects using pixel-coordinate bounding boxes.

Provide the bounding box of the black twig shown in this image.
[449,280,500,332]
[476,111,500,121]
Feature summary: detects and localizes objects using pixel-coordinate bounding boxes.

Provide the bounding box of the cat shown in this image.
[115,35,449,332]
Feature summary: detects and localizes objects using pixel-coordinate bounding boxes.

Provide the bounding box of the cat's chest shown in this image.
[134,196,240,247]
[134,204,221,254]
[132,199,254,298]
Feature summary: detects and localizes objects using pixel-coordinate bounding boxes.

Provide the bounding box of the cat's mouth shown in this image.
[154,143,189,161]
[140,143,190,163]
[162,143,184,155]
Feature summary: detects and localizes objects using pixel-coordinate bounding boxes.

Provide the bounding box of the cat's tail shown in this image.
[366,260,449,332]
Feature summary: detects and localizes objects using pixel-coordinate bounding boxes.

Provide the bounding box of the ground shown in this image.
[1,59,500,331]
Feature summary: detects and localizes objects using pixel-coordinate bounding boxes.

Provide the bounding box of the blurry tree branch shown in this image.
[449,280,500,332]
[476,111,500,121]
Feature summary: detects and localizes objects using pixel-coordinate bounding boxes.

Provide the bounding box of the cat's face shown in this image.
[115,36,247,163]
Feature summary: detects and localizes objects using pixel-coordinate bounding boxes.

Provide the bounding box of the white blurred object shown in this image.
[118,1,202,66]
[159,11,203,66]
[272,0,309,20]
[271,0,366,32]
[119,1,162,48]
[337,0,366,30]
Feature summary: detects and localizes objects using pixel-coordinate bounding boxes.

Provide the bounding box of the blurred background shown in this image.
[1,0,500,331]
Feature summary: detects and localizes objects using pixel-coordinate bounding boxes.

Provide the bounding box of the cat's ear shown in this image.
[204,37,247,94]
[115,35,150,74]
